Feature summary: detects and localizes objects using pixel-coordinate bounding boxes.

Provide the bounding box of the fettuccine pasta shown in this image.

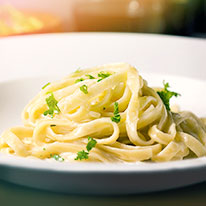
[0,63,206,162]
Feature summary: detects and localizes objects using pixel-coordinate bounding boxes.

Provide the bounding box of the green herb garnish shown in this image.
[50,124,56,127]
[42,82,50,89]
[86,137,97,152]
[43,92,60,118]
[43,148,46,151]
[157,81,180,111]
[80,84,88,94]
[75,150,89,160]
[97,72,112,82]
[50,154,64,162]
[111,102,121,123]
[75,137,97,161]
[86,74,95,79]
[75,78,84,83]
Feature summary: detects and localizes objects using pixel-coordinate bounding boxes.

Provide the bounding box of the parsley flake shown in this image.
[50,124,56,127]
[111,102,121,123]
[75,150,89,160]
[97,72,112,82]
[50,154,64,162]
[86,74,95,79]
[80,84,88,94]
[43,92,60,118]
[157,81,181,111]
[75,137,97,161]
[75,78,84,83]
[42,82,50,89]
[86,137,97,152]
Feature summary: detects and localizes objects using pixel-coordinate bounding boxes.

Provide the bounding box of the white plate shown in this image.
[0,33,205,195]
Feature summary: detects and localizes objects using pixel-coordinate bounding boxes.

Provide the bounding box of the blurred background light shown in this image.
[0,0,205,37]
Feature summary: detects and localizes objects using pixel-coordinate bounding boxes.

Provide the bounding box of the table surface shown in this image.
[0,179,205,206]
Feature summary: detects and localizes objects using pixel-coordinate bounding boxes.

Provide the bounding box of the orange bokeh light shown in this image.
[0,5,63,37]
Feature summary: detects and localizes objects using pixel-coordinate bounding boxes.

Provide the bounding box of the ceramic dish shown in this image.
[0,33,205,194]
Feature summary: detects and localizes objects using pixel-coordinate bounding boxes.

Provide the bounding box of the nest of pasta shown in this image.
[1,63,206,162]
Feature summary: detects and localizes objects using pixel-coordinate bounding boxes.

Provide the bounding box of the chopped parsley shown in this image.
[75,137,97,161]
[86,137,97,152]
[86,74,95,79]
[75,78,84,83]
[80,84,88,94]
[42,82,50,89]
[75,150,89,160]
[43,148,46,151]
[103,107,106,110]
[111,102,121,123]
[97,71,112,82]
[157,81,180,111]
[50,154,64,162]
[50,124,56,127]
[43,92,60,118]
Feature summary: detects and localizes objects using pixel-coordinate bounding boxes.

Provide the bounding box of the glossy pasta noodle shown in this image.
[0,63,206,162]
